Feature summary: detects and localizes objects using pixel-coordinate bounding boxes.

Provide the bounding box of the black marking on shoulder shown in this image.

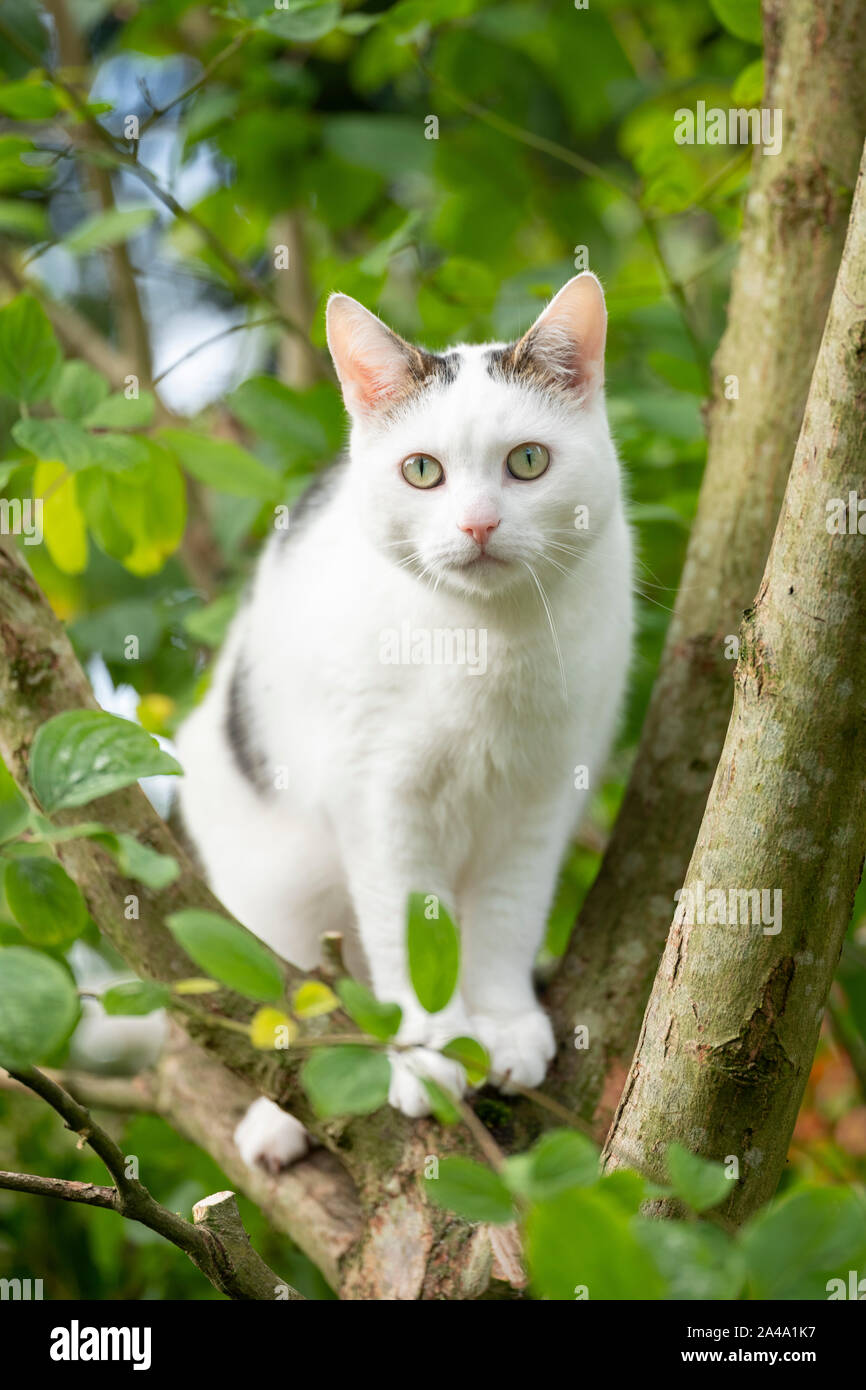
[278,463,344,547]
[226,660,269,795]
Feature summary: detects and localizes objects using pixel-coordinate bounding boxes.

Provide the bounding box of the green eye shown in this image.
[507,442,550,480]
[401,454,444,489]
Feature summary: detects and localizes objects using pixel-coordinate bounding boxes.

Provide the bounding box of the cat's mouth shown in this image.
[451,552,507,570]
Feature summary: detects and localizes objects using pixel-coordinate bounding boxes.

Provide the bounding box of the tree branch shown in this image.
[602,135,866,1221]
[0,1170,116,1208]
[3,1032,365,1292]
[543,0,866,1134]
[42,0,153,381]
[3,1066,303,1299]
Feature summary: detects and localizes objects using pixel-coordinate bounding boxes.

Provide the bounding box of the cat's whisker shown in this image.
[523,561,568,702]
[539,550,574,580]
[548,528,688,594]
[546,537,677,613]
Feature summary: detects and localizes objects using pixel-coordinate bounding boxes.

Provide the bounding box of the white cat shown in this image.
[176,273,633,1170]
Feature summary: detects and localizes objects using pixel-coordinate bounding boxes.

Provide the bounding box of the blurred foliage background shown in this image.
[0,0,864,1299]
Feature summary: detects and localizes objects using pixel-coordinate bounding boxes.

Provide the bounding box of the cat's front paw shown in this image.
[387,1046,467,1118]
[234,1096,310,1174]
[386,1001,471,1117]
[471,1007,556,1093]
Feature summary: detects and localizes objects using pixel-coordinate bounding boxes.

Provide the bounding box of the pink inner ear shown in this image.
[327,295,412,414]
[532,274,607,389]
[348,352,401,408]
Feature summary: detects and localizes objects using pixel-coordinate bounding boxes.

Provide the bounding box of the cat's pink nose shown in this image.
[459,517,500,548]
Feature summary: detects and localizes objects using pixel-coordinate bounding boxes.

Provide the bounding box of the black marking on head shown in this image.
[421,348,460,387]
[226,660,269,795]
[485,333,581,398]
[381,338,459,412]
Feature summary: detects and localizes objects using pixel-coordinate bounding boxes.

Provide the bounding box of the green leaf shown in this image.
[87,431,152,473]
[258,2,342,41]
[732,58,764,106]
[424,1156,514,1224]
[183,592,240,647]
[29,710,182,813]
[422,1077,461,1125]
[741,1185,866,1299]
[322,115,435,178]
[51,360,110,421]
[709,0,762,44]
[0,756,30,843]
[102,980,171,1016]
[0,295,62,402]
[301,1044,391,1118]
[78,442,185,573]
[635,1219,745,1300]
[440,1035,489,1086]
[4,856,90,948]
[160,429,284,500]
[63,206,157,255]
[647,352,706,397]
[84,391,156,430]
[526,1186,666,1300]
[13,416,95,471]
[0,198,48,240]
[91,832,180,890]
[0,946,79,1069]
[406,891,460,1014]
[666,1142,731,1213]
[69,598,164,664]
[0,82,61,120]
[228,376,333,463]
[335,977,402,1040]
[166,908,284,1002]
[503,1129,600,1201]
[291,980,339,1018]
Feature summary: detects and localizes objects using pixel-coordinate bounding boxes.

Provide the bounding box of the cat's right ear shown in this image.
[515,272,607,397]
[326,294,417,418]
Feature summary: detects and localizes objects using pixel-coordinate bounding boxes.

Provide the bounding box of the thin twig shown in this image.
[4,1067,302,1299]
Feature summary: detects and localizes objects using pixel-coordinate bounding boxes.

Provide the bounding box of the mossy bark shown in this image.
[602,140,866,1219]
[545,0,866,1132]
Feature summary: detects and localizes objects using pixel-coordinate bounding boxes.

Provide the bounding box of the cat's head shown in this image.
[326,274,619,600]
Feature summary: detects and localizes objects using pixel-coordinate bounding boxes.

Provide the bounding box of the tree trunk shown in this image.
[545,0,866,1132]
[602,138,866,1221]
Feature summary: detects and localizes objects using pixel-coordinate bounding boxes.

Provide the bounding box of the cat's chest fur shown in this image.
[241,500,628,830]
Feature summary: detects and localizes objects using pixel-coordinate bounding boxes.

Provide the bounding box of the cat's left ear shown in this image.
[326,293,421,418]
[518,272,607,396]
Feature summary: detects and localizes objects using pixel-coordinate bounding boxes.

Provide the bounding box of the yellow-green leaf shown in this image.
[250,1006,298,1049]
[291,981,339,1019]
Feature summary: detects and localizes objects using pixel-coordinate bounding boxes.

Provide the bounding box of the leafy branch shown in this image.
[0,13,331,376]
[420,58,713,381]
[0,1065,303,1299]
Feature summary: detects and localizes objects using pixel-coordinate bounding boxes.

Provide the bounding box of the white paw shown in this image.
[234,1096,310,1174]
[383,999,472,1117]
[387,1046,467,1118]
[471,1007,556,1093]
[391,989,472,1045]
